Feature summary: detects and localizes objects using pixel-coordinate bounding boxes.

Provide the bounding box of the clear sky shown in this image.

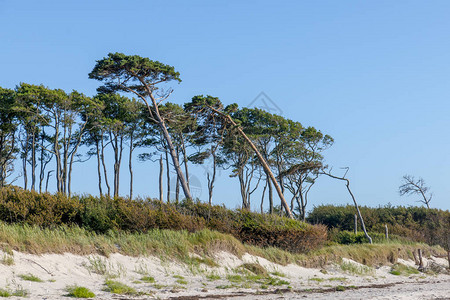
[1,0,449,211]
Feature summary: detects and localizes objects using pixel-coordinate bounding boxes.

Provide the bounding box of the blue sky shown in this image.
[1,0,450,210]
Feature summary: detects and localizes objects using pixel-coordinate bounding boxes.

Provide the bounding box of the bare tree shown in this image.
[321,167,373,244]
[399,175,432,209]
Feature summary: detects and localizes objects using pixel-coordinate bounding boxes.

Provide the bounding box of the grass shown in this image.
[270,271,286,277]
[173,275,188,285]
[206,274,221,281]
[241,263,267,276]
[340,261,374,276]
[226,274,243,283]
[390,264,420,276]
[309,277,324,282]
[66,285,95,298]
[176,278,188,285]
[0,287,27,297]
[18,273,43,282]
[0,220,446,270]
[104,280,137,295]
[328,277,348,281]
[0,254,13,266]
[140,276,155,283]
[85,256,108,275]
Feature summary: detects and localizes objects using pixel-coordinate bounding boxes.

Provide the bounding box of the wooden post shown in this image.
[385,224,389,240]
[447,250,450,269]
[412,250,419,265]
[418,249,424,271]
[354,214,357,234]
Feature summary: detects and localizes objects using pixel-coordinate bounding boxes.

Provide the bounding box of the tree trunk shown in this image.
[207,146,217,206]
[175,148,180,203]
[31,132,36,191]
[268,178,273,214]
[159,154,163,203]
[238,170,249,209]
[96,141,103,197]
[322,170,372,244]
[38,130,45,193]
[46,170,53,192]
[22,132,29,190]
[165,149,171,203]
[261,179,268,214]
[138,86,192,200]
[129,133,134,200]
[181,138,190,189]
[101,138,110,197]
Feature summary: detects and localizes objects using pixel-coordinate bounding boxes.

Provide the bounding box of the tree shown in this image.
[282,127,333,220]
[399,175,432,209]
[185,95,294,218]
[321,167,372,244]
[0,87,18,187]
[186,99,227,205]
[89,53,192,199]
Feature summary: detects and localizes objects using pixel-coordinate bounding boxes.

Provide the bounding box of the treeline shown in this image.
[308,205,450,248]
[0,53,333,219]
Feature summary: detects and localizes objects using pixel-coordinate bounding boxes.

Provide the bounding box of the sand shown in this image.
[0,250,448,299]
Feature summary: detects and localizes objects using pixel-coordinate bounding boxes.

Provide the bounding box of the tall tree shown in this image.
[94,93,131,198]
[281,127,333,220]
[89,53,192,199]
[185,95,293,218]
[186,100,227,205]
[0,87,18,187]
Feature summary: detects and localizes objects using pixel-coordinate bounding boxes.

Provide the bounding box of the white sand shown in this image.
[0,250,448,299]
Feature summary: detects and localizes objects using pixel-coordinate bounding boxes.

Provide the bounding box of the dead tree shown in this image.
[321,167,373,244]
[399,175,432,209]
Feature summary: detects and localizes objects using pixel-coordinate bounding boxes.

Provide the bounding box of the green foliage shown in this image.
[66,285,95,298]
[18,273,42,282]
[140,276,155,283]
[331,230,390,244]
[308,205,450,248]
[389,263,419,276]
[104,280,137,295]
[178,199,327,253]
[0,187,80,226]
[340,261,374,276]
[241,263,267,276]
[0,187,327,253]
[89,53,181,94]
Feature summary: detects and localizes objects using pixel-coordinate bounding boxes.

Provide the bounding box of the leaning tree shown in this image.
[185,95,294,218]
[89,53,192,199]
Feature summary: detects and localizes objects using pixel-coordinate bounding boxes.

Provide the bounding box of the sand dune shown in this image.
[0,250,448,299]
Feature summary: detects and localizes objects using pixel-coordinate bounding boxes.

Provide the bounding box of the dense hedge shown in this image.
[0,187,327,253]
[307,204,450,248]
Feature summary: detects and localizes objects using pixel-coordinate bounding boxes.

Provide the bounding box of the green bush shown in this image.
[0,187,327,253]
[66,285,95,298]
[308,205,450,248]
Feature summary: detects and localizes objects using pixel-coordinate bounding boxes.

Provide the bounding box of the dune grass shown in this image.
[0,221,445,269]
[66,285,95,298]
[18,273,43,282]
[104,280,137,295]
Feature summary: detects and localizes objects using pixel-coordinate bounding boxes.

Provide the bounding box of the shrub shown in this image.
[104,280,136,295]
[308,204,450,248]
[0,187,328,253]
[66,285,95,298]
